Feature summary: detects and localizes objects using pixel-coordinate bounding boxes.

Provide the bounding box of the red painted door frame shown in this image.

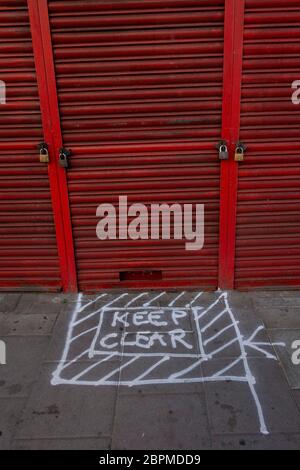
[27,0,245,292]
[218,0,245,289]
[27,0,77,292]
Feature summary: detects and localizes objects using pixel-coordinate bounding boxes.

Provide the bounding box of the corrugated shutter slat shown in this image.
[235,0,300,288]
[48,0,225,291]
[0,0,61,291]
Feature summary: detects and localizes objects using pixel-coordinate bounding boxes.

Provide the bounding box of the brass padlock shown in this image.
[40,149,49,163]
[216,140,229,160]
[38,143,49,164]
[234,142,246,162]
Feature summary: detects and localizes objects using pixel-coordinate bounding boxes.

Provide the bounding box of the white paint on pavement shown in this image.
[52,290,286,435]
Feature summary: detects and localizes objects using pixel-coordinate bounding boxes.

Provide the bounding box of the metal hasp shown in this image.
[38,142,49,164]
[216,140,229,160]
[59,147,72,169]
[234,142,246,162]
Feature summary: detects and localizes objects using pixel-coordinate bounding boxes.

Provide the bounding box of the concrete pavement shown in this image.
[0,290,300,450]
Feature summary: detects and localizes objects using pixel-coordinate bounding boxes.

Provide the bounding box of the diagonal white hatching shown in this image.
[52,291,285,435]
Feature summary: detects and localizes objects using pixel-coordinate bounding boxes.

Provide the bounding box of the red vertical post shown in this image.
[27,0,78,292]
[218,0,245,290]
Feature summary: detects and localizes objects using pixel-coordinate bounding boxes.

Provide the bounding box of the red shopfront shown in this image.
[0,0,299,292]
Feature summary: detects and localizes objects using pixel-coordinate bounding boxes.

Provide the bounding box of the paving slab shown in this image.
[212,433,300,450]
[257,308,300,329]
[111,392,211,450]
[159,290,205,309]
[203,359,263,435]
[268,329,300,389]
[11,437,110,450]
[45,301,125,363]
[0,313,57,336]
[15,363,117,440]
[118,354,205,395]
[118,290,167,308]
[293,390,300,412]
[203,358,300,435]
[0,337,49,398]
[15,293,70,316]
[0,398,25,450]
[251,292,300,329]
[0,293,21,314]
[249,291,300,307]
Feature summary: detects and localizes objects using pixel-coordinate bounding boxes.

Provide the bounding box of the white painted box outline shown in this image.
[51,291,286,435]
[88,306,204,359]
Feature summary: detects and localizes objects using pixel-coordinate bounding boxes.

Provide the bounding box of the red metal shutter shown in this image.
[235,0,300,288]
[0,0,61,291]
[47,0,225,291]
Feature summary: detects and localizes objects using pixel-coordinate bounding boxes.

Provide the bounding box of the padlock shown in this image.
[38,142,49,164]
[234,147,244,162]
[216,141,229,160]
[234,142,246,162]
[219,144,229,160]
[59,148,72,169]
[39,149,49,164]
[59,152,68,168]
